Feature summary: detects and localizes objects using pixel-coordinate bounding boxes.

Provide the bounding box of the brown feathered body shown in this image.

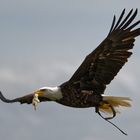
[57,82,103,108]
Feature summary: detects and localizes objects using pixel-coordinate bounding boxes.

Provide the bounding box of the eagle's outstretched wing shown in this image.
[67,9,140,94]
[0,91,50,104]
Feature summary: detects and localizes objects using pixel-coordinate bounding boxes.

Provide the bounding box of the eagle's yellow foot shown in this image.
[32,94,40,110]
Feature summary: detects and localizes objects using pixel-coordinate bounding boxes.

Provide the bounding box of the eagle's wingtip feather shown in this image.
[0,91,18,103]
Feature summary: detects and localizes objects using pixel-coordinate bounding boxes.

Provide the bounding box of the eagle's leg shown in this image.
[96,106,116,120]
[32,94,40,110]
[95,101,116,120]
[105,104,116,120]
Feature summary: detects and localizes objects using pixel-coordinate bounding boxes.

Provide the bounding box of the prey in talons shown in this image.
[32,93,40,110]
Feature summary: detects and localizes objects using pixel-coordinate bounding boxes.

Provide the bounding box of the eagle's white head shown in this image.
[32,86,63,110]
[35,86,63,100]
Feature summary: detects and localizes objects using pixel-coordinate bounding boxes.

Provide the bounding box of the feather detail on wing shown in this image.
[67,9,140,94]
[0,91,50,104]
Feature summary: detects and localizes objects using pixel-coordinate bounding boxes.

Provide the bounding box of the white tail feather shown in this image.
[99,95,132,114]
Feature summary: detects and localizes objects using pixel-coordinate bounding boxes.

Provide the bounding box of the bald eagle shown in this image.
[0,9,140,135]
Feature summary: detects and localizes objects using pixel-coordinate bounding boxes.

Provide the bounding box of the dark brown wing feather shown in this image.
[65,9,140,94]
[0,91,50,104]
